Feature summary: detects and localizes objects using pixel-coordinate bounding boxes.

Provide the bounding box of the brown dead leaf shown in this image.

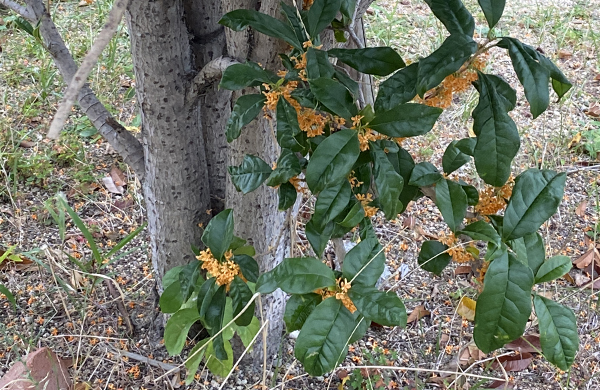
[407,305,430,323]
[19,140,35,148]
[505,335,541,354]
[487,380,515,389]
[440,333,450,344]
[0,249,35,271]
[575,200,587,217]
[454,265,471,275]
[102,176,124,194]
[573,248,598,269]
[586,103,600,118]
[563,272,575,285]
[456,296,476,321]
[337,369,349,380]
[402,215,416,229]
[492,353,533,372]
[110,166,127,187]
[558,49,572,58]
[459,341,486,366]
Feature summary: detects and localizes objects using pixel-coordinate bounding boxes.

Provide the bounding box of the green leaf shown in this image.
[255,268,278,294]
[424,0,475,36]
[159,280,183,314]
[202,209,234,261]
[535,256,572,284]
[338,201,365,228]
[418,240,452,276]
[179,261,201,302]
[371,142,403,219]
[503,169,566,241]
[328,47,405,76]
[498,38,550,118]
[228,155,272,194]
[334,69,359,97]
[533,295,579,371]
[284,293,322,332]
[455,137,476,156]
[278,181,298,211]
[349,314,370,344]
[0,283,16,310]
[309,78,358,120]
[314,180,352,229]
[416,34,478,97]
[230,276,255,326]
[305,219,334,257]
[272,257,336,294]
[369,104,442,138]
[236,316,260,349]
[220,62,277,90]
[233,255,259,283]
[306,0,342,38]
[520,44,572,100]
[295,297,356,376]
[306,48,335,80]
[164,308,201,355]
[472,72,520,187]
[349,285,407,327]
[442,140,471,175]
[267,149,301,187]
[184,339,209,385]
[306,129,360,193]
[226,94,266,142]
[482,74,517,111]
[460,181,479,206]
[509,232,545,274]
[276,96,303,152]
[340,0,356,23]
[162,265,185,289]
[477,0,505,30]
[203,285,228,360]
[458,220,501,247]
[280,3,309,44]
[219,9,302,49]
[374,63,418,113]
[342,238,385,286]
[474,252,534,352]
[435,179,467,232]
[205,339,234,378]
[408,162,442,187]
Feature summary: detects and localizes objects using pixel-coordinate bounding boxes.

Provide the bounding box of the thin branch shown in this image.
[0,0,34,21]
[47,0,130,139]
[184,56,240,110]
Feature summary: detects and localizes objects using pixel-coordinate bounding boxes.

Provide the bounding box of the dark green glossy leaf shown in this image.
[220,62,278,90]
[340,0,356,23]
[284,293,322,332]
[435,179,467,232]
[461,182,479,206]
[226,94,266,142]
[205,339,233,377]
[509,232,545,274]
[369,104,442,138]
[159,280,183,314]
[309,78,358,120]
[197,277,217,319]
[416,34,478,97]
[228,155,272,194]
[306,48,335,80]
[338,201,365,228]
[164,308,201,355]
[306,0,342,38]
[230,276,255,326]
[272,257,336,294]
[233,255,259,283]
[349,314,370,343]
[278,181,298,211]
[371,142,403,219]
[306,129,360,193]
[394,147,419,212]
[202,209,234,261]
[533,295,579,371]
[314,180,352,229]
[280,3,309,44]
[455,137,476,156]
[276,97,303,151]
[408,162,442,187]
[442,140,472,175]
[483,74,517,111]
[474,252,534,352]
[424,0,475,36]
[334,69,359,97]
[472,72,520,187]
[179,261,201,302]
[374,63,418,113]
[418,240,452,276]
[229,236,247,251]
[255,269,278,294]
[458,220,501,247]
[267,149,301,187]
[203,285,227,360]
[520,44,572,100]
[349,284,407,327]
[219,9,302,49]
[295,297,356,376]
[305,219,334,257]
[478,0,505,30]
[503,169,566,240]
[535,256,572,284]
[328,47,405,76]
[498,38,550,118]
[342,238,385,286]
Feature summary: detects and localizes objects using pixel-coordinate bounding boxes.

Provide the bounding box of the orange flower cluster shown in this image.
[196,248,244,290]
[475,178,514,216]
[475,260,490,288]
[289,175,307,193]
[263,81,298,112]
[351,115,385,151]
[417,55,488,109]
[438,232,475,263]
[303,0,314,9]
[356,193,379,218]
[315,278,357,313]
[348,172,364,189]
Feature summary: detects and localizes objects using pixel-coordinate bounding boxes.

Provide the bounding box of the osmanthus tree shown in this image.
[158,0,580,380]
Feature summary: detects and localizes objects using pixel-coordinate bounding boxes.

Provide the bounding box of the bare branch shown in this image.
[25,0,145,176]
[0,0,34,21]
[47,0,130,139]
[184,56,239,109]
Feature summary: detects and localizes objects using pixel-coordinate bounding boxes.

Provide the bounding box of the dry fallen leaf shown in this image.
[102,176,124,194]
[557,49,572,58]
[586,103,600,118]
[454,265,472,275]
[505,335,541,354]
[407,305,430,323]
[110,165,127,187]
[575,200,587,217]
[568,132,581,149]
[19,140,35,148]
[458,341,486,366]
[573,247,598,269]
[492,352,533,372]
[487,380,515,389]
[456,296,476,321]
